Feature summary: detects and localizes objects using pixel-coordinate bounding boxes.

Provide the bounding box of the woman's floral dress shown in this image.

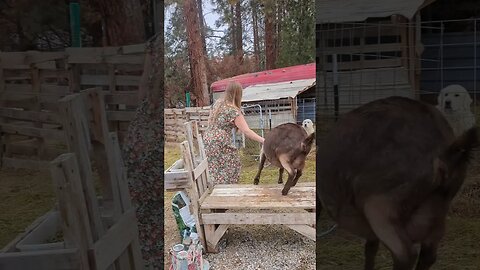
[204,103,241,185]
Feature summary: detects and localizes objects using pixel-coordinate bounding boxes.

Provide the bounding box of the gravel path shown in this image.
[164,193,315,270]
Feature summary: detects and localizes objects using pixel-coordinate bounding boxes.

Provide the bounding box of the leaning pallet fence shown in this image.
[0,45,145,170]
[164,107,210,142]
[0,89,143,270]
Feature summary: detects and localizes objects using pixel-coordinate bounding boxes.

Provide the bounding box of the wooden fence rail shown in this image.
[0,89,143,270]
[164,106,210,142]
[0,45,146,170]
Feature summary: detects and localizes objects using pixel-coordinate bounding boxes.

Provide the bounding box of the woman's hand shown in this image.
[234,113,265,143]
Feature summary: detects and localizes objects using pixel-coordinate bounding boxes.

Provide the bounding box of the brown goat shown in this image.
[254,123,315,195]
[317,96,478,270]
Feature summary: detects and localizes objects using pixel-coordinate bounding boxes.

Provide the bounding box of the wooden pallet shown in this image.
[0,89,143,270]
[179,121,316,253]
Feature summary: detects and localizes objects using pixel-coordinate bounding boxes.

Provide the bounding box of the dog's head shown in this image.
[437,84,472,113]
[302,119,315,135]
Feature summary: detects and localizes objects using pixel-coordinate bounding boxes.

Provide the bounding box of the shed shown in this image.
[316,0,438,114]
[210,63,316,128]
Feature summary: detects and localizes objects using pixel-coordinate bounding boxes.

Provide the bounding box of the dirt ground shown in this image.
[164,143,316,269]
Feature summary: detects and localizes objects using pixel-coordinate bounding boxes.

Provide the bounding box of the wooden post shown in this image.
[50,153,92,270]
[68,64,81,93]
[332,54,339,121]
[84,88,121,220]
[0,67,6,123]
[180,141,207,251]
[408,17,416,95]
[110,132,144,270]
[58,93,105,241]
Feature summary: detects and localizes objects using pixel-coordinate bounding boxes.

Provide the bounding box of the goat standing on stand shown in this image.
[254,123,315,195]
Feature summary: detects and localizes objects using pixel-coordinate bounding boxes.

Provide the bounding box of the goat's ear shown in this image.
[442,127,478,168]
[301,133,315,152]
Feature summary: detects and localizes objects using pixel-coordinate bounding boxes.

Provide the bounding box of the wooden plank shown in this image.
[50,153,93,269]
[201,184,316,210]
[4,84,69,95]
[0,124,64,141]
[85,89,123,221]
[92,209,137,270]
[105,55,144,65]
[323,43,402,55]
[286,225,316,241]
[58,93,105,240]
[0,91,64,104]
[209,224,229,251]
[0,108,61,123]
[323,58,402,71]
[109,132,133,211]
[106,111,136,122]
[0,211,54,253]
[80,75,140,86]
[0,67,5,122]
[104,93,139,106]
[203,224,216,253]
[201,213,315,225]
[181,142,207,251]
[121,43,146,54]
[0,248,80,270]
[16,211,62,251]
[193,159,208,180]
[68,64,80,93]
[1,158,50,170]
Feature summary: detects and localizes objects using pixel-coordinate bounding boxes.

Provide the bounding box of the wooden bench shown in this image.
[180,121,316,253]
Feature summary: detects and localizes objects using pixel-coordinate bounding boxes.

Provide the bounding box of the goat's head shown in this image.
[434,127,478,197]
[301,132,315,154]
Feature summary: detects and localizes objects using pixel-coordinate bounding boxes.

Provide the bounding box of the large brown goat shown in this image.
[254,123,315,195]
[317,96,478,270]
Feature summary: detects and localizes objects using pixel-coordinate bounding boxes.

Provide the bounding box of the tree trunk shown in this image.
[251,0,260,70]
[265,0,276,69]
[235,0,243,62]
[275,0,283,64]
[197,0,208,56]
[230,4,236,53]
[183,0,210,106]
[90,0,145,46]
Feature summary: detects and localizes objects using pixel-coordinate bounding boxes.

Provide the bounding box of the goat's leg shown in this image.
[278,168,284,184]
[279,154,296,195]
[364,196,417,270]
[292,169,302,186]
[253,152,267,185]
[281,169,297,195]
[364,239,380,270]
[415,242,438,270]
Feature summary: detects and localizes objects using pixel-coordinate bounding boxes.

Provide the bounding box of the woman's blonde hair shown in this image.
[208,82,243,125]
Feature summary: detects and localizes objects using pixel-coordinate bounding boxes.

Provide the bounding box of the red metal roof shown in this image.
[210,62,316,92]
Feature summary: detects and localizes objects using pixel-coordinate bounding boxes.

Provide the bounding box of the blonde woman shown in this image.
[204,82,265,185]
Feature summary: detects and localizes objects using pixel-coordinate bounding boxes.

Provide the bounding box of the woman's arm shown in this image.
[234,113,265,144]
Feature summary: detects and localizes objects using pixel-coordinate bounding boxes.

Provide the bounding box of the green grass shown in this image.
[0,169,56,248]
[317,214,480,270]
[164,143,316,185]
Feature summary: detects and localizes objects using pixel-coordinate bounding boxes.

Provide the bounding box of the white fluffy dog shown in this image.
[436,84,476,136]
[302,119,315,136]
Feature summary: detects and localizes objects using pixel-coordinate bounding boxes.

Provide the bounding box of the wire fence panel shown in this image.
[316,17,480,184]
